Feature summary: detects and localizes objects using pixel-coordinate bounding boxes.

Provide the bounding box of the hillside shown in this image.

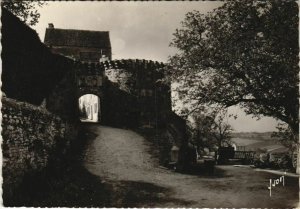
[230,132,276,141]
[229,132,287,152]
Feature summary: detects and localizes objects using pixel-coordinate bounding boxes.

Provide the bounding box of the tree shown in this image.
[167,0,298,140]
[2,1,46,26]
[212,110,233,148]
[189,113,215,150]
[188,109,233,152]
[272,123,297,151]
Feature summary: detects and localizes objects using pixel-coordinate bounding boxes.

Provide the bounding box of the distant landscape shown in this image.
[231,132,275,140]
[230,132,286,152]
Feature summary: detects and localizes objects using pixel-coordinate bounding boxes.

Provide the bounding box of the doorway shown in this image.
[78,94,100,122]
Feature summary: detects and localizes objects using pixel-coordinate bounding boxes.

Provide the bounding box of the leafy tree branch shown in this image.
[2,1,46,25]
[167,0,298,139]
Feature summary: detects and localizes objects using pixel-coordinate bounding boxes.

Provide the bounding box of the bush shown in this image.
[254,152,293,170]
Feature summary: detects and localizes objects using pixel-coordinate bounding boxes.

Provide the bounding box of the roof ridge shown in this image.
[46,28,109,33]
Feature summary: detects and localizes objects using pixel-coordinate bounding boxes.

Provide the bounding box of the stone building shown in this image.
[44,24,112,62]
[44,24,111,123]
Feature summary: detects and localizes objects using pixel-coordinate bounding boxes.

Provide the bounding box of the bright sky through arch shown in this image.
[32,1,278,133]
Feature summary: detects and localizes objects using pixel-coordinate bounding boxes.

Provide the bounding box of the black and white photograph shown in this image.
[1,0,299,208]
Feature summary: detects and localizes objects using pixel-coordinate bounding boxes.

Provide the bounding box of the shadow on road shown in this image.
[11,159,195,207]
[9,124,297,208]
[5,123,194,207]
[178,164,233,178]
[108,180,196,207]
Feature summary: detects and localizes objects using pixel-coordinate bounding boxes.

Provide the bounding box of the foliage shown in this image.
[187,113,215,150]
[167,0,299,138]
[2,1,46,26]
[254,152,293,170]
[188,109,233,152]
[105,69,137,96]
[212,110,233,147]
[272,123,298,151]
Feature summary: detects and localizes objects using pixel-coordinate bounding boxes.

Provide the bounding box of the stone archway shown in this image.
[75,61,106,123]
[75,59,171,128]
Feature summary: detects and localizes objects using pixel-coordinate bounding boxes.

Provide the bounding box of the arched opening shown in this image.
[78,94,101,123]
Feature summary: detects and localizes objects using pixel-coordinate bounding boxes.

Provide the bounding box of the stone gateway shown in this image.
[1,7,188,205]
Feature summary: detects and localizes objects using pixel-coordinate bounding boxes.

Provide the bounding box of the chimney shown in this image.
[48,23,54,29]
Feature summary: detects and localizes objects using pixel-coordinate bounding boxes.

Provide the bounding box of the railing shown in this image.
[234,151,255,159]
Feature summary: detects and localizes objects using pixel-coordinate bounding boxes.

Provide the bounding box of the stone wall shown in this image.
[1,8,76,109]
[1,6,80,157]
[1,97,69,200]
[165,112,189,161]
[76,61,105,98]
[1,9,84,204]
[102,59,171,129]
[46,64,79,122]
[102,80,139,128]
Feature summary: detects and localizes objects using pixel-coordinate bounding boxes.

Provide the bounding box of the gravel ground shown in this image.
[83,124,299,208]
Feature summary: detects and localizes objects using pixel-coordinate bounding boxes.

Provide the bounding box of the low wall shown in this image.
[2,97,71,200]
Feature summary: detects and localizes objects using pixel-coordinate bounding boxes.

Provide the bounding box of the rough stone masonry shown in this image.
[2,97,68,198]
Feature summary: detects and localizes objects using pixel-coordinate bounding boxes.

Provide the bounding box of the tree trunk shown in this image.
[297,144,299,174]
[291,127,299,174]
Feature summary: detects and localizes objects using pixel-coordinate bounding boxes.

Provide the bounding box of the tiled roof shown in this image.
[44,28,111,48]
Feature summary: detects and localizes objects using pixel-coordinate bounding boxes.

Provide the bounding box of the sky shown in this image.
[33,1,223,62]
[32,1,279,132]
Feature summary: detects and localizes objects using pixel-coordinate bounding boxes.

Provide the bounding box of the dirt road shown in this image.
[83,125,299,207]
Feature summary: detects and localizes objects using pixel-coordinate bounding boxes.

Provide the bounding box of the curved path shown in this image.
[83,124,299,207]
